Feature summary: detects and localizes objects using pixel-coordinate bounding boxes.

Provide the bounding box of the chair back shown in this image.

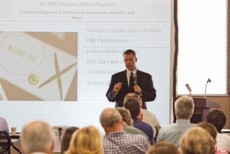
[0,131,11,154]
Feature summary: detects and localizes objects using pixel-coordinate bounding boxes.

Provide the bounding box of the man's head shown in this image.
[100,108,123,133]
[179,127,215,154]
[21,120,55,154]
[174,96,194,119]
[124,92,142,108]
[197,122,217,141]
[123,49,137,71]
[124,98,141,119]
[206,109,226,133]
[116,107,133,126]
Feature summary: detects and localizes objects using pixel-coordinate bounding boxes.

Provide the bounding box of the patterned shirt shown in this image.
[103,131,150,154]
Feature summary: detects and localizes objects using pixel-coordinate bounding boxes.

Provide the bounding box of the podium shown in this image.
[191,97,220,123]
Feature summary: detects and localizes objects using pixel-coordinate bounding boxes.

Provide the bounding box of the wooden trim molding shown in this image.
[228,1,230,95]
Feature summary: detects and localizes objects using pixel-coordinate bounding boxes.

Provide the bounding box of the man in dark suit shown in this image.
[106,49,156,109]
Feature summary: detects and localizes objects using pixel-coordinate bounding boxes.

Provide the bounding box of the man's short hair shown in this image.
[21,120,55,153]
[206,109,226,133]
[100,108,121,128]
[197,122,217,141]
[174,96,194,119]
[116,107,133,126]
[123,93,142,106]
[123,49,136,57]
[124,98,140,118]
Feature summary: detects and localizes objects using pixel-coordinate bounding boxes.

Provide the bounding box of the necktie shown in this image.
[129,72,134,92]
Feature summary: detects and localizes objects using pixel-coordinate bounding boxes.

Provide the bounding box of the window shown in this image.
[177,0,227,95]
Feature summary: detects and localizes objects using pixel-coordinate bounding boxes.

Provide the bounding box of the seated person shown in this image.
[179,127,215,154]
[197,122,217,142]
[146,141,180,154]
[0,117,9,132]
[124,98,154,144]
[21,120,55,154]
[206,109,230,152]
[65,126,103,154]
[124,92,161,137]
[61,127,78,154]
[100,107,150,154]
[157,96,195,147]
[116,107,147,137]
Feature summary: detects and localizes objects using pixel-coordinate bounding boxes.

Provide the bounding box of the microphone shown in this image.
[204,78,211,98]
[133,74,138,85]
[185,83,192,97]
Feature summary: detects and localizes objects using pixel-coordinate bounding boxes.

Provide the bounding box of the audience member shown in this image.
[21,120,55,154]
[0,117,9,132]
[61,127,78,154]
[146,141,180,154]
[124,92,161,137]
[100,107,150,154]
[157,96,195,147]
[65,126,103,154]
[197,122,217,141]
[179,127,215,154]
[206,109,230,152]
[116,107,147,137]
[124,98,154,144]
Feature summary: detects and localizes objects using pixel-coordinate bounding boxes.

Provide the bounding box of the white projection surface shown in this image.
[0,0,172,131]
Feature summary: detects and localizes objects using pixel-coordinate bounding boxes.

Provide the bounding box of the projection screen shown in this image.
[0,0,172,131]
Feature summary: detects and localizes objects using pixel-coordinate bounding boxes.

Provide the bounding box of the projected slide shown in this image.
[0,0,172,130]
[0,32,77,101]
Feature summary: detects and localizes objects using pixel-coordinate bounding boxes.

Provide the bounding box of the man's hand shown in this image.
[133,85,142,95]
[114,82,122,94]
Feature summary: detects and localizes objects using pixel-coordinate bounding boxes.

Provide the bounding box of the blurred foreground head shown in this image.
[21,120,55,154]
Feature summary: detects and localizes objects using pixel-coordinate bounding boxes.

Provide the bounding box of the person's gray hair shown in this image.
[100,108,121,127]
[21,120,55,153]
[175,96,194,119]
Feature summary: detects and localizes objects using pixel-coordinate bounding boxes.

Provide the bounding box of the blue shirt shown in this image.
[133,118,154,145]
[157,119,196,147]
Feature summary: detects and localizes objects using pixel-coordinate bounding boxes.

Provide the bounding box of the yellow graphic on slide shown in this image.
[0,32,78,101]
[28,74,39,85]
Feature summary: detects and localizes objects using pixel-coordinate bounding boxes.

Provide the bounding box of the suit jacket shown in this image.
[106,70,156,109]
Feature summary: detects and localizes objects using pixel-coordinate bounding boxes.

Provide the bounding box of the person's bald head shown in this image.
[100,108,121,128]
[21,120,55,154]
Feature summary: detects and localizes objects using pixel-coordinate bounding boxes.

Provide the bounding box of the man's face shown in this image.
[123,53,137,71]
